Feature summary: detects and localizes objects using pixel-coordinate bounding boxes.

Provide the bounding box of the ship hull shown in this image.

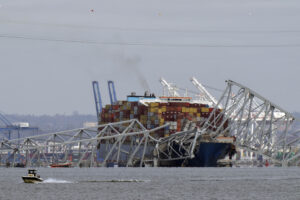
[22,176,43,183]
[187,142,233,167]
[159,142,234,167]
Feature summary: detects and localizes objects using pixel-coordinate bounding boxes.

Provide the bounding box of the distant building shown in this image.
[12,122,30,128]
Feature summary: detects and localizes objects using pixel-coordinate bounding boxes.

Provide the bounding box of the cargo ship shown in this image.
[99,92,236,167]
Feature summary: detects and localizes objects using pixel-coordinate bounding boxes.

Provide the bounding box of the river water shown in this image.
[0,167,299,200]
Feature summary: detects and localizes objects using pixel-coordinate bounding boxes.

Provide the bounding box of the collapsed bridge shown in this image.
[0,80,299,167]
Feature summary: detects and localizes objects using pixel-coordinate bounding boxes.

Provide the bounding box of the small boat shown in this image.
[22,169,43,183]
[50,162,72,168]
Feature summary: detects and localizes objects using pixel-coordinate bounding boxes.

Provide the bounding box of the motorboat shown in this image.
[22,169,43,183]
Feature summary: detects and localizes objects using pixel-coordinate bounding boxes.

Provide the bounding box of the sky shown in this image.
[0,0,300,115]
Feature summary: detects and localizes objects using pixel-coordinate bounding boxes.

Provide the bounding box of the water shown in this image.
[1,167,300,200]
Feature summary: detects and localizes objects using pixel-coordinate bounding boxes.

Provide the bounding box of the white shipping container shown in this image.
[83,122,97,128]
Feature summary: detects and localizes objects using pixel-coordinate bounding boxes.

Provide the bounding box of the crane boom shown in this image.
[92,81,103,121]
[159,78,180,97]
[190,77,219,107]
[0,112,12,126]
[108,80,117,105]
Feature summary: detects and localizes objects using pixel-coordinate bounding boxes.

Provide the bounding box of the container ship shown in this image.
[99,89,236,167]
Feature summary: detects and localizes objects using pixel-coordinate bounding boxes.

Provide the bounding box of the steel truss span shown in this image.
[1,120,166,167]
[0,119,199,168]
[202,80,300,166]
[0,80,299,167]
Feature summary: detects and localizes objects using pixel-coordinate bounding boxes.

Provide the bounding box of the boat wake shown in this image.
[43,178,73,184]
[40,178,148,184]
[80,179,150,183]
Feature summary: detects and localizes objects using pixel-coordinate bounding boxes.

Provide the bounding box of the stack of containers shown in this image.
[99,100,225,138]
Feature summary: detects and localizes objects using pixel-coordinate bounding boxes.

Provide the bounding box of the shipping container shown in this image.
[99,94,225,136]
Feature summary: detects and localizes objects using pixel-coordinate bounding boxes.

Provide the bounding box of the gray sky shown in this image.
[0,0,300,115]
